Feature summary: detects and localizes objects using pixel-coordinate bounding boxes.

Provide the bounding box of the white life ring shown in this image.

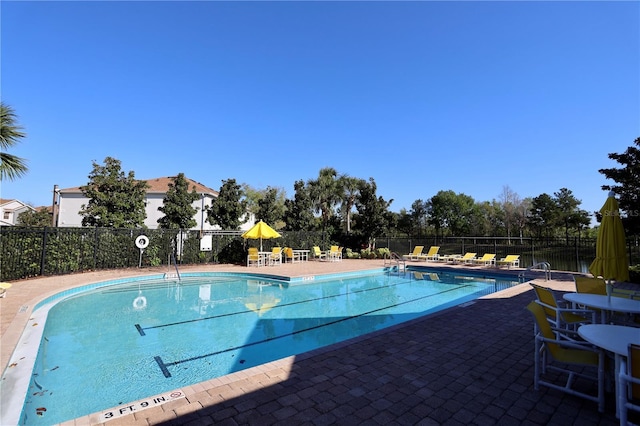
[135,235,149,249]
[133,296,147,310]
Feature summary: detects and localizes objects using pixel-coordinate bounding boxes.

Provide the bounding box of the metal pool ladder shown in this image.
[164,252,182,281]
[519,261,551,282]
[384,252,406,273]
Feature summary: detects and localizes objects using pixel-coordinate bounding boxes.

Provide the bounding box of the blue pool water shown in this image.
[15,268,520,424]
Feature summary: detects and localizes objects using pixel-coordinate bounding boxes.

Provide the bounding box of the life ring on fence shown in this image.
[135,235,149,249]
[133,295,147,310]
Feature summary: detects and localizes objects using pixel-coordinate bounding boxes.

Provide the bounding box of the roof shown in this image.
[0,199,32,209]
[59,176,219,196]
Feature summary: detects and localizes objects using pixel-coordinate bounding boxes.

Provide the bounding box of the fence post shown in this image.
[39,227,49,276]
[93,227,99,270]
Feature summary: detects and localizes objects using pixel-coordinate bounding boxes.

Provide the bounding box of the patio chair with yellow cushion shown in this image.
[329,245,343,261]
[312,246,327,261]
[268,247,282,266]
[0,282,12,298]
[496,255,520,268]
[402,246,424,261]
[247,247,262,267]
[471,253,496,266]
[417,246,440,262]
[575,275,640,300]
[452,252,477,264]
[619,343,640,425]
[526,301,605,413]
[283,247,301,263]
[530,282,596,330]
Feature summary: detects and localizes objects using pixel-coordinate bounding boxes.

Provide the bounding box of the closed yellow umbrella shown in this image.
[589,192,629,295]
[241,220,281,252]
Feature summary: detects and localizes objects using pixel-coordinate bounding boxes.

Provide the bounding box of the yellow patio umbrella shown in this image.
[589,192,629,296]
[241,220,281,252]
[245,280,280,317]
[245,299,281,317]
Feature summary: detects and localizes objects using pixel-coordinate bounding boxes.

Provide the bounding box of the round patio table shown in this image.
[563,293,640,324]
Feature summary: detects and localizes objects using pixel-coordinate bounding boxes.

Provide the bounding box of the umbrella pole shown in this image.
[606,279,612,303]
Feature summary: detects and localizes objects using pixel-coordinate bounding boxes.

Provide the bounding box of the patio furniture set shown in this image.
[247,247,310,267]
[528,276,640,424]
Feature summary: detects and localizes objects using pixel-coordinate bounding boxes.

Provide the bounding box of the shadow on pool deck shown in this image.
[99,290,621,426]
[0,260,624,425]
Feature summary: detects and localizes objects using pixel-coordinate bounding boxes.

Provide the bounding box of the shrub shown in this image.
[345,248,360,259]
[375,247,390,259]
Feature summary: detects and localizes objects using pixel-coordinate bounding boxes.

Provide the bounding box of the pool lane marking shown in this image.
[134,277,463,336]
[152,284,472,378]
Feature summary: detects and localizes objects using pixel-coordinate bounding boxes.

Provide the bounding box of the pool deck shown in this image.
[1,259,635,425]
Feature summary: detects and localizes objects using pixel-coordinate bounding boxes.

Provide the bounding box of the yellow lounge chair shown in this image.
[417,246,440,261]
[472,253,496,266]
[452,252,477,264]
[402,246,424,261]
[497,255,520,268]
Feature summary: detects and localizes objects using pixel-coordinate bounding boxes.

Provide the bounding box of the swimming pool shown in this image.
[5,267,521,425]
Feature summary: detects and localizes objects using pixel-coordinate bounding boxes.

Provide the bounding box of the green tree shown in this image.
[472,201,501,237]
[256,186,286,228]
[16,208,52,227]
[242,184,262,217]
[338,174,364,234]
[284,180,315,231]
[409,199,428,237]
[428,190,476,237]
[308,167,341,235]
[395,208,414,237]
[0,103,28,181]
[79,157,148,228]
[207,178,248,230]
[553,188,591,243]
[528,193,558,238]
[354,178,393,249]
[599,137,640,234]
[157,173,200,229]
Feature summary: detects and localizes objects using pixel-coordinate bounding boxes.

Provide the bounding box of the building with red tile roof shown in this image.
[54,176,252,231]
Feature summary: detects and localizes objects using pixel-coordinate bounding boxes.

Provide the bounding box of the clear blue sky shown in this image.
[2,1,638,221]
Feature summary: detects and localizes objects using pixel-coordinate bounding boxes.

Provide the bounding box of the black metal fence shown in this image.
[1,227,638,281]
[377,236,640,275]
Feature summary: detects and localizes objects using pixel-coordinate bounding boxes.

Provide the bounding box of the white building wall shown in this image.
[57,192,255,231]
[0,200,34,226]
[56,193,86,227]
